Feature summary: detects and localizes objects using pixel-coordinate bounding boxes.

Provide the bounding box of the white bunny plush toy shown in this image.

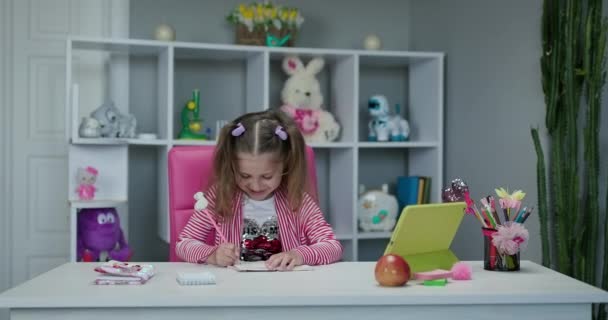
[280,55,340,143]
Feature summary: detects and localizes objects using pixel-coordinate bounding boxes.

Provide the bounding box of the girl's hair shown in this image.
[210,109,308,219]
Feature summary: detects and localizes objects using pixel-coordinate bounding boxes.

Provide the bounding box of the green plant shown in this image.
[532,0,607,319]
[226,2,304,32]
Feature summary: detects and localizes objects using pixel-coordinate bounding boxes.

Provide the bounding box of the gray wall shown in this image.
[411,0,545,262]
[130,0,608,266]
[128,0,412,261]
[130,0,411,50]
[412,0,608,268]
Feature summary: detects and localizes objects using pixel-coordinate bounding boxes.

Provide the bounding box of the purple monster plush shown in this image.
[77,208,132,262]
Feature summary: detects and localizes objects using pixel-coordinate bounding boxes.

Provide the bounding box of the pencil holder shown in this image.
[482,227,520,271]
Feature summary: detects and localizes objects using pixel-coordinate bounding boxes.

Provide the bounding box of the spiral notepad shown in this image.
[176,272,216,285]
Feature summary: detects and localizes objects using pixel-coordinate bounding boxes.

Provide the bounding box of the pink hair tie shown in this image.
[275,126,288,140]
[231,123,245,136]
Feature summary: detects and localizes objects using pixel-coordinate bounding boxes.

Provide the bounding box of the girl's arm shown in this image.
[175,187,218,264]
[293,193,344,265]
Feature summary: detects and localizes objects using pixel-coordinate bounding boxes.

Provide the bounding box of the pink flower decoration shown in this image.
[491,222,529,255]
[499,198,520,209]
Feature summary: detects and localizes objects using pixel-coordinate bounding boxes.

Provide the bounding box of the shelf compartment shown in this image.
[68,39,171,143]
[71,137,169,146]
[71,37,168,55]
[171,139,217,146]
[313,148,356,237]
[68,144,128,202]
[69,199,127,208]
[308,142,354,148]
[357,238,390,261]
[268,51,356,143]
[358,141,438,148]
[358,54,443,144]
[170,140,356,149]
[335,234,354,240]
[69,199,129,262]
[357,231,393,239]
[128,146,167,260]
[172,48,267,141]
[358,148,408,197]
[339,239,355,262]
[358,147,441,212]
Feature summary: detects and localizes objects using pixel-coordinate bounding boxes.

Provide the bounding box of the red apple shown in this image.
[374,254,410,287]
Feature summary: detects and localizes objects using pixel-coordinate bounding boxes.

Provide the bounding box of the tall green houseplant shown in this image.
[532,0,608,319]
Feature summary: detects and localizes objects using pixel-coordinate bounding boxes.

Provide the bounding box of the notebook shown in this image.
[384,202,466,274]
[93,260,155,285]
[230,261,313,272]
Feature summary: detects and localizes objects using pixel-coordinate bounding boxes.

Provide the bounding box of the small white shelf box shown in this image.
[68,199,128,262]
[66,36,444,262]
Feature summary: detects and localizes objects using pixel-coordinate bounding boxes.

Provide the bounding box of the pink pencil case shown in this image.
[414,269,452,280]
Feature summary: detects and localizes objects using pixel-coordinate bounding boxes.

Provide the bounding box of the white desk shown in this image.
[1,261,607,320]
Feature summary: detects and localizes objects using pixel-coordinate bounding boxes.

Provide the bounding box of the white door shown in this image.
[5,0,128,287]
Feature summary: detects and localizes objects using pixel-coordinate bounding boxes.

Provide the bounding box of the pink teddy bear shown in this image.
[76,166,98,200]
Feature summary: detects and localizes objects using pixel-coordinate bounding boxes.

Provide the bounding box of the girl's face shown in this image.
[236,152,284,201]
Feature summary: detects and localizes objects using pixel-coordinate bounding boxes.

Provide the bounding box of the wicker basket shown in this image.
[235,24,296,47]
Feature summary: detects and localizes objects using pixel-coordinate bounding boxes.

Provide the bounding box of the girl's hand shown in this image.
[208,243,240,267]
[265,251,304,271]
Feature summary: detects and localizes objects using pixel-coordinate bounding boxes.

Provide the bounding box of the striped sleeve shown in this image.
[175,186,218,263]
[293,193,343,265]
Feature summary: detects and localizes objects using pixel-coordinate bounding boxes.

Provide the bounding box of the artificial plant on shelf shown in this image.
[226,2,304,47]
[531,0,607,319]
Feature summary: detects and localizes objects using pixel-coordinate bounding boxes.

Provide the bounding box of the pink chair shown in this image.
[168,145,319,262]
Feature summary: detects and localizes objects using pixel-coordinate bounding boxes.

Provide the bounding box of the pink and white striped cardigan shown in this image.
[176,185,343,265]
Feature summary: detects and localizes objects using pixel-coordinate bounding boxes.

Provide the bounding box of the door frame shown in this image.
[0,0,130,290]
[1,0,13,293]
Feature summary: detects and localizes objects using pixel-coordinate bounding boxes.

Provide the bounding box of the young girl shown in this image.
[176,110,343,270]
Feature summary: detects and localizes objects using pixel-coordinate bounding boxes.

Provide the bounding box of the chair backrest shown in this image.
[167,145,318,262]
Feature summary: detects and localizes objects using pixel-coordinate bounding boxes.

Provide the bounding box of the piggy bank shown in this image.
[358,184,398,232]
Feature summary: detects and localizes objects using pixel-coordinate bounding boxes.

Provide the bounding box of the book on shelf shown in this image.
[397,176,431,217]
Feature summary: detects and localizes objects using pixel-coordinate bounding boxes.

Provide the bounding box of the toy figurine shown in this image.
[77,207,132,262]
[279,56,341,143]
[76,166,98,200]
[90,101,137,138]
[368,95,410,142]
[78,117,101,138]
[358,184,398,232]
[178,89,209,140]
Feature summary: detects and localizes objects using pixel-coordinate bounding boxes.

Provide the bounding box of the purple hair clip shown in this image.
[231,123,245,136]
[275,126,288,141]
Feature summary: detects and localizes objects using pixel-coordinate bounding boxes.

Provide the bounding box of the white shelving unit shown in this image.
[66,36,444,262]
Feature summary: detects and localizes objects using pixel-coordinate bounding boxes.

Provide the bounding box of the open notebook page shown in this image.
[229,261,313,272]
